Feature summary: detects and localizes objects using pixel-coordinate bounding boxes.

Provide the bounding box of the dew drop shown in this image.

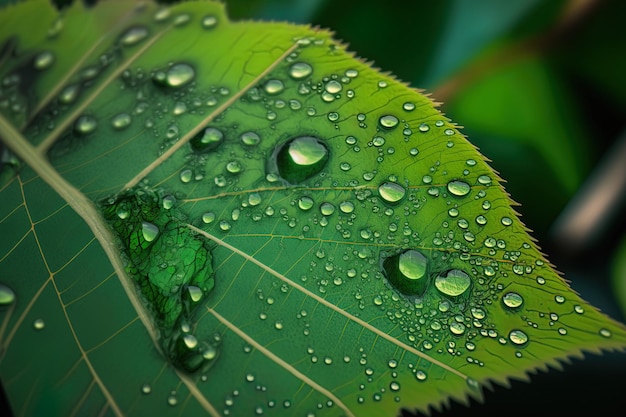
[555,295,565,304]
[264,79,284,95]
[111,113,132,129]
[33,318,45,330]
[167,394,178,406]
[415,370,427,381]
[288,62,313,80]
[273,136,329,184]
[509,329,529,346]
[58,84,80,104]
[599,328,612,338]
[449,322,466,336]
[226,161,242,174]
[120,26,149,46]
[155,63,195,88]
[141,384,151,394]
[502,292,524,309]
[34,51,54,70]
[434,269,471,298]
[403,102,416,111]
[0,284,16,306]
[324,80,342,94]
[378,182,406,204]
[240,131,261,146]
[501,217,513,226]
[141,222,159,242]
[178,169,193,183]
[339,201,354,213]
[74,115,97,135]
[201,15,218,28]
[202,212,216,224]
[447,180,471,197]
[298,196,314,211]
[379,115,399,129]
[191,127,224,152]
[382,249,428,295]
[320,202,335,216]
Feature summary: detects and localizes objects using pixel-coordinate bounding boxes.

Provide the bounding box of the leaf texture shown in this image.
[0,1,625,416]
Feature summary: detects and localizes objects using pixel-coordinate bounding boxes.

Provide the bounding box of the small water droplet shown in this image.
[202,212,216,224]
[202,15,218,28]
[239,131,261,146]
[447,180,471,197]
[298,196,314,211]
[58,84,80,104]
[415,370,427,381]
[34,51,54,70]
[288,62,313,79]
[378,182,406,204]
[0,284,16,306]
[33,318,45,330]
[264,79,284,95]
[379,115,399,129]
[120,26,149,46]
[501,217,513,226]
[167,394,178,406]
[320,202,335,216]
[434,269,471,298]
[403,102,416,111]
[111,113,132,129]
[325,80,342,94]
[179,169,193,183]
[509,329,529,346]
[555,295,565,304]
[173,13,190,26]
[273,136,329,184]
[191,127,224,152]
[599,328,612,338]
[141,384,151,394]
[74,115,97,135]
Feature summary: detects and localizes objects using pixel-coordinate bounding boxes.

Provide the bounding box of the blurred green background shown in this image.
[3,0,626,416]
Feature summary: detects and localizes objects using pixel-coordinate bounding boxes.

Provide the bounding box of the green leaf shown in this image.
[1,1,625,416]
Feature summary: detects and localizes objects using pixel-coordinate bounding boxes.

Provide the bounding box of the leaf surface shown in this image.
[1,1,625,416]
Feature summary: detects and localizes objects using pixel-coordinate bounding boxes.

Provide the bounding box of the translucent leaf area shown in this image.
[0,1,625,416]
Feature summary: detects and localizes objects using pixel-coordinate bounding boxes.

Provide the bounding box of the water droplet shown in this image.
[264,79,284,95]
[58,84,80,104]
[33,318,45,330]
[379,115,399,129]
[320,202,335,216]
[403,102,416,111]
[179,169,193,183]
[415,370,427,381]
[325,80,342,94]
[141,384,151,394]
[298,196,314,211]
[449,322,466,336]
[238,131,260,147]
[0,284,16,306]
[372,136,385,147]
[599,328,612,338]
[434,269,471,298]
[173,13,190,26]
[141,222,159,242]
[574,305,584,314]
[390,381,401,392]
[502,292,523,309]
[555,295,565,304]
[501,217,513,226]
[378,182,406,204]
[509,329,529,346]
[154,63,195,88]
[120,26,149,46]
[74,115,97,135]
[34,51,54,70]
[191,127,224,152]
[383,249,428,295]
[345,69,359,78]
[536,276,546,285]
[226,161,242,174]
[339,201,354,213]
[154,8,171,22]
[288,62,313,80]
[478,175,492,185]
[447,180,471,197]
[202,15,218,28]
[202,212,216,224]
[273,136,329,184]
[111,113,131,129]
[167,394,178,406]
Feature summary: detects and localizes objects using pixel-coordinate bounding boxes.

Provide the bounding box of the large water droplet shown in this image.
[191,127,224,152]
[325,80,342,94]
[378,182,406,203]
[74,115,97,135]
[379,115,399,129]
[502,292,524,309]
[383,249,429,295]
[154,63,195,88]
[111,113,132,129]
[0,284,16,306]
[202,15,218,28]
[447,180,471,197]
[273,136,329,184]
[120,26,149,46]
[508,329,529,346]
[142,222,159,242]
[240,131,261,146]
[34,51,54,70]
[434,269,471,298]
[264,79,284,95]
[288,62,313,79]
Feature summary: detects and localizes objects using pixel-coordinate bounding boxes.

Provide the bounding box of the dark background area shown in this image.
[2,0,626,416]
